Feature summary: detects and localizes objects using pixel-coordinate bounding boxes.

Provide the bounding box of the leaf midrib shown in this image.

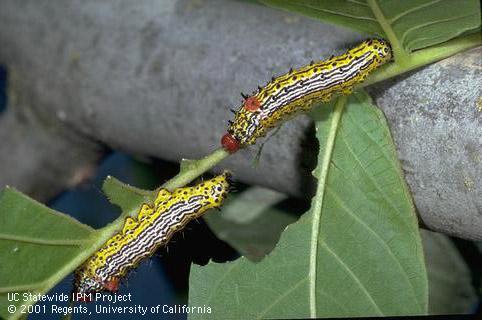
[0,233,86,246]
[309,97,347,317]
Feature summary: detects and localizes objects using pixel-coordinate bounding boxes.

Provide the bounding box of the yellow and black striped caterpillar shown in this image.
[221,39,392,153]
[74,172,231,300]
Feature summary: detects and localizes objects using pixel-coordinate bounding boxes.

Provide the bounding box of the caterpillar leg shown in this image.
[320,94,332,103]
[342,87,353,95]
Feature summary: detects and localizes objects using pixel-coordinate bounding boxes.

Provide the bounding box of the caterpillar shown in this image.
[221,39,392,153]
[74,172,231,300]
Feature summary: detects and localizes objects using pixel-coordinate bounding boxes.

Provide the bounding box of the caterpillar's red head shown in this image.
[221,132,240,153]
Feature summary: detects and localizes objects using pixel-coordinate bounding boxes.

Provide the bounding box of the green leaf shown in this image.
[0,188,93,320]
[209,198,478,314]
[0,177,154,320]
[102,175,154,212]
[422,231,478,314]
[258,0,481,63]
[189,91,428,318]
[205,186,299,262]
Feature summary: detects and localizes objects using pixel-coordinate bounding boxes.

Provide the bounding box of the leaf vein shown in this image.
[401,13,480,44]
[0,282,46,293]
[0,233,86,246]
[346,0,369,7]
[256,277,308,319]
[326,187,423,310]
[389,0,442,23]
[338,133,403,217]
[318,287,351,313]
[280,0,376,21]
[321,243,384,315]
[204,262,240,306]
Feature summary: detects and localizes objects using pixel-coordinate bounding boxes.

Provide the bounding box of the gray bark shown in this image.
[0,0,480,239]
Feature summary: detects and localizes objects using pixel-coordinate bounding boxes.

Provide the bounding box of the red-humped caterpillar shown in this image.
[74,172,231,300]
[221,39,392,153]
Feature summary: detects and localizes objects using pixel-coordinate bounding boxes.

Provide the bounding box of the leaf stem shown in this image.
[362,32,481,87]
[367,0,410,65]
[162,148,229,190]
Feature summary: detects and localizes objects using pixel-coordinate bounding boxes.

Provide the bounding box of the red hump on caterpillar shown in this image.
[243,96,261,112]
